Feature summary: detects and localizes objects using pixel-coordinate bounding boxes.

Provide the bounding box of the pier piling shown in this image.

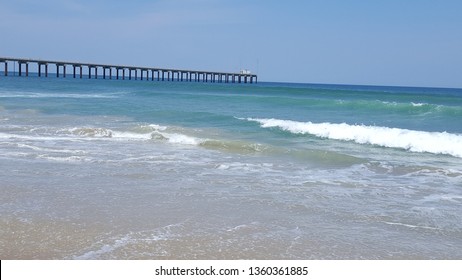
[0,57,258,84]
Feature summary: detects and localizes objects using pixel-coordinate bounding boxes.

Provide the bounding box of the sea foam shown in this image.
[246,118,462,158]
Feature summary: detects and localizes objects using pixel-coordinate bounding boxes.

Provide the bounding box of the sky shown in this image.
[1,0,461,88]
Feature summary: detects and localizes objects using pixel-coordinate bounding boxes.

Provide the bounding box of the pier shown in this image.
[0,57,257,84]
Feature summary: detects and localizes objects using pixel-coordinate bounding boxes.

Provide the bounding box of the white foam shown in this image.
[215,162,274,172]
[147,124,167,131]
[73,223,181,259]
[0,126,203,147]
[36,155,93,163]
[110,124,201,145]
[150,131,202,145]
[0,132,64,141]
[383,221,439,231]
[69,127,113,138]
[165,133,201,145]
[74,235,132,260]
[246,118,462,158]
[147,125,203,145]
[16,143,86,155]
[111,131,152,140]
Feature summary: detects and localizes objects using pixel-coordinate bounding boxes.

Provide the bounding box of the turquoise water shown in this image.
[1,76,462,259]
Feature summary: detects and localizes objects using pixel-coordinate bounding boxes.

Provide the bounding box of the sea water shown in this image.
[0,76,461,259]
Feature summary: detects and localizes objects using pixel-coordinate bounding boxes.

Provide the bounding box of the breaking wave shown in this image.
[245,118,462,158]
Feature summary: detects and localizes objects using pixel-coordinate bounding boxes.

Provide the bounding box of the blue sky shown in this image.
[1,0,461,87]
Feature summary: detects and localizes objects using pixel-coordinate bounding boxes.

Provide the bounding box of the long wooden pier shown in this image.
[0,57,257,84]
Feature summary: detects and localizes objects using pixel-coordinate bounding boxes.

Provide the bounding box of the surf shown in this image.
[245,118,462,158]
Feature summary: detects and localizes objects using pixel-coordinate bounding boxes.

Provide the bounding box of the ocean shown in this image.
[1,75,461,259]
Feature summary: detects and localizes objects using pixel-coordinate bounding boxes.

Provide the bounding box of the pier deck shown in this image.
[0,57,257,84]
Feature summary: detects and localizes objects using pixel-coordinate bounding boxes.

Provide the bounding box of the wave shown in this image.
[2,122,272,154]
[0,124,201,146]
[154,132,201,145]
[67,125,202,146]
[245,118,462,158]
[2,122,357,164]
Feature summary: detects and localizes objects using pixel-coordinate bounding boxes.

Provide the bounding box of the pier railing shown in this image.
[0,57,257,84]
